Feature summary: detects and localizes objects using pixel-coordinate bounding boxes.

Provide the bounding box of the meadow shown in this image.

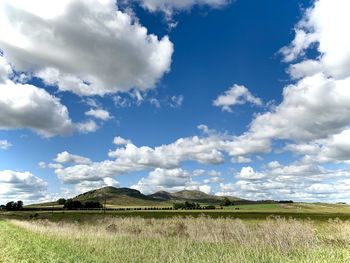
[1,203,350,262]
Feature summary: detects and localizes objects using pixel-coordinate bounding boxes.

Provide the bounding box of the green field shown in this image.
[1,203,350,262]
[2,202,350,222]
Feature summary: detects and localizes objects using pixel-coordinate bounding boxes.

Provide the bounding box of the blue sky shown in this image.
[1,0,350,204]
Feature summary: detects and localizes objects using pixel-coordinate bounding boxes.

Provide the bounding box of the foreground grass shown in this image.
[1,217,350,263]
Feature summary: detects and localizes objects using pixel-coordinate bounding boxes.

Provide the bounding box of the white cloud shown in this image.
[218,163,350,202]
[213,85,262,112]
[113,136,132,145]
[0,170,48,204]
[0,0,173,96]
[76,120,98,134]
[54,151,92,165]
[108,136,225,168]
[0,140,11,150]
[74,177,119,194]
[207,170,221,177]
[287,129,350,164]
[85,108,112,121]
[138,0,229,13]
[236,166,265,180]
[232,156,252,163]
[0,56,98,137]
[240,73,350,148]
[281,0,350,80]
[0,55,12,83]
[131,168,211,195]
[204,176,223,183]
[169,95,184,108]
[0,79,75,137]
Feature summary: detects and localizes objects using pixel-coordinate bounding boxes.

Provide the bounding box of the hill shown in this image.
[149,189,244,204]
[30,187,248,208]
[73,187,166,207]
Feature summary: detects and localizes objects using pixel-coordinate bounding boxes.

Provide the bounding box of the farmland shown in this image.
[1,189,350,262]
[1,214,350,263]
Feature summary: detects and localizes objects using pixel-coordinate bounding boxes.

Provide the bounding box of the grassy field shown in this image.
[2,202,350,222]
[1,216,350,262]
[1,203,350,262]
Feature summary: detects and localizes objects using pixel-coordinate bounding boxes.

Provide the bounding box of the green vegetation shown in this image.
[1,216,350,263]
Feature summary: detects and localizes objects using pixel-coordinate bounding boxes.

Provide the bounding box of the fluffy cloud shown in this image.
[74,177,119,194]
[0,79,75,137]
[131,168,211,194]
[236,166,265,180]
[213,85,262,112]
[0,55,99,137]
[54,130,270,184]
[0,170,48,204]
[76,120,99,134]
[0,140,11,150]
[54,151,92,165]
[85,108,112,121]
[217,163,350,202]
[281,0,350,80]
[138,0,229,13]
[248,74,350,142]
[287,129,350,164]
[0,55,12,83]
[108,136,225,168]
[113,136,132,145]
[227,0,350,161]
[0,0,173,96]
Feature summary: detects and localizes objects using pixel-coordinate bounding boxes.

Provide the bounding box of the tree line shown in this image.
[58,199,103,210]
[0,200,23,211]
[173,201,216,210]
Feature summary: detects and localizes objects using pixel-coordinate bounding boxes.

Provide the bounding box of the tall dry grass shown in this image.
[11,216,338,250]
[6,217,350,263]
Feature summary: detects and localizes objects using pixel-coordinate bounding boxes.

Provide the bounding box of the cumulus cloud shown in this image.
[108,136,225,168]
[281,0,350,80]
[138,0,229,13]
[0,56,99,137]
[76,120,99,134]
[248,74,350,142]
[113,136,132,145]
[236,166,265,180]
[54,151,92,165]
[0,0,173,96]
[217,163,350,202]
[54,130,270,185]
[0,170,48,204]
[0,140,11,150]
[286,129,350,164]
[74,177,119,194]
[227,0,350,162]
[0,55,12,83]
[131,168,211,194]
[85,108,112,121]
[213,85,262,112]
[0,79,75,137]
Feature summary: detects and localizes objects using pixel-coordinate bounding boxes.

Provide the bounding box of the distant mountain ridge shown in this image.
[72,186,245,206]
[30,186,250,208]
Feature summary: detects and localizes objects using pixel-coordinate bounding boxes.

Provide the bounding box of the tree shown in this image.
[221,197,232,206]
[57,198,66,205]
[16,200,23,210]
[4,201,23,211]
[63,199,83,210]
[84,201,102,209]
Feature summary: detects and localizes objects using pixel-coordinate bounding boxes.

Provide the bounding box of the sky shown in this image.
[1,0,350,204]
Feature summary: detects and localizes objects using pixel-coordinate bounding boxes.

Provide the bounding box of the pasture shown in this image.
[1,203,350,262]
